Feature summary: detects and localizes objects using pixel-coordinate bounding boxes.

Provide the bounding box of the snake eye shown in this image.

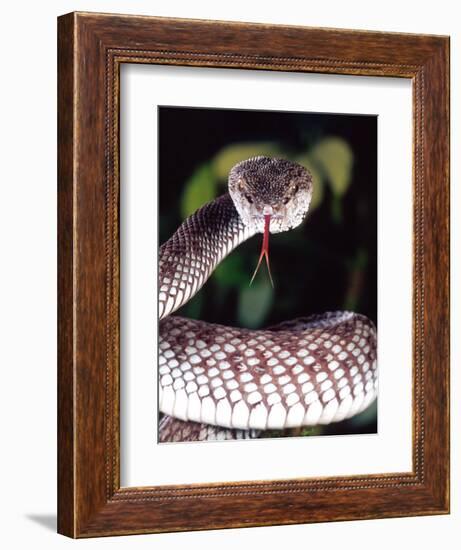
[283,197,290,205]
[294,184,299,193]
[245,194,253,204]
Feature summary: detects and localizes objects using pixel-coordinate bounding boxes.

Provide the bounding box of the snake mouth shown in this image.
[254,214,283,224]
[250,214,274,287]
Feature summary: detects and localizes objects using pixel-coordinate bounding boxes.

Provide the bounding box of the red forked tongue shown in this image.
[250,214,274,287]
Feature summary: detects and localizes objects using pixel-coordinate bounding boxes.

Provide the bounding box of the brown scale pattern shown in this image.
[159,194,252,320]
[159,312,377,433]
[158,415,260,443]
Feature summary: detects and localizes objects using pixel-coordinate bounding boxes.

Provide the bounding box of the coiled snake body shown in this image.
[159,157,377,442]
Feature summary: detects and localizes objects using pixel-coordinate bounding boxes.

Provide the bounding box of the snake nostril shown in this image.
[263,205,273,215]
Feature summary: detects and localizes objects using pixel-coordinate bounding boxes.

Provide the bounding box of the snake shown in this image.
[158,156,377,442]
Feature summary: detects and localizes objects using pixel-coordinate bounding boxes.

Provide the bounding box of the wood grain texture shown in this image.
[57,12,75,537]
[57,11,450,538]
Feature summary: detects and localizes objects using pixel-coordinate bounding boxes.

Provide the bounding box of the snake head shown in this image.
[228,156,313,235]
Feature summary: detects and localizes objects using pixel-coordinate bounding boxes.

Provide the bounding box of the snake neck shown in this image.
[159,193,255,320]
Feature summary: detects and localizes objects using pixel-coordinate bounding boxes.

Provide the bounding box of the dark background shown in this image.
[159,106,377,437]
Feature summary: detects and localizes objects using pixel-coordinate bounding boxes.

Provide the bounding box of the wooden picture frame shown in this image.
[57,12,450,537]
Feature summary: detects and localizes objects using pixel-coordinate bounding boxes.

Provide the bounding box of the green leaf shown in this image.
[213,254,248,288]
[331,194,343,224]
[310,137,354,197]
[213,142,281,180]
[294,154,324,211]
[237,279,273,328]
[180,163,216,219]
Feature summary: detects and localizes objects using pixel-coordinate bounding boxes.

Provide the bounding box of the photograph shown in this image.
[158,105,378,443]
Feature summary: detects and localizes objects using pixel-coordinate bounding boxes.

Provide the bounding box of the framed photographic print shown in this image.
[154,105,378,445]
[58,12,450,537]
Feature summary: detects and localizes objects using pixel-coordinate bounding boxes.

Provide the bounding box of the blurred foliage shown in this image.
[159,107,378,438]
[213,142,281,180]
[311,137,353,198]
[214,254,247,288]
[180,163,215,219]
[238,279,274,329]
